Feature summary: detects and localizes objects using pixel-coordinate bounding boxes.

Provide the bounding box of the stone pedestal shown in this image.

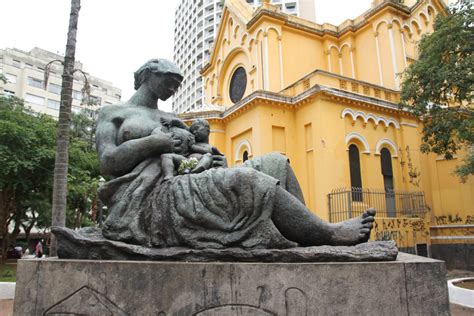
[14,253,449,315]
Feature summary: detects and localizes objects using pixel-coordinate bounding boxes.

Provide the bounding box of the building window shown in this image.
[25,93,45,105]
[89,95,102,105]
[47,99,60,110]
[3,90,15,97]
[229,67,247,103]
[72,90,83,100]
[72,106,82,114]
[48,83,61,94]
[12,59,21,68]
[27,77,45,89]
[348,144,363,201]
[5,73,17,84]
[381,148,396,217]
[243,151,249,162]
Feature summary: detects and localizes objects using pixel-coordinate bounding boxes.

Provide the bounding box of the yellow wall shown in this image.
[203,0,444,104]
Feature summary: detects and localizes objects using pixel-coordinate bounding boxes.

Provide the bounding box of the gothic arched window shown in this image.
[348,144,363,201]
[381,148,396,217]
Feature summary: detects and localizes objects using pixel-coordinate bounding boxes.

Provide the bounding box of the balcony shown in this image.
[327,187,429,223]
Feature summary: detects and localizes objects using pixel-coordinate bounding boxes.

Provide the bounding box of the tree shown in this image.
[0,98,101,258]
[400,0,473,182]
[0,97,56,259]
[50,0,81,256]
[67,111,101,229]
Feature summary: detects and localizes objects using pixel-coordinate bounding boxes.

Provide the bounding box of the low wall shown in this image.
[430,224,474,271]
[431,243,474,271]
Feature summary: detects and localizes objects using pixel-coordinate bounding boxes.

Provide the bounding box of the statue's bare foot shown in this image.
[329,208,376,246]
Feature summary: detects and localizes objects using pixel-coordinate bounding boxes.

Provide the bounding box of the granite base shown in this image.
[13,253,449,315]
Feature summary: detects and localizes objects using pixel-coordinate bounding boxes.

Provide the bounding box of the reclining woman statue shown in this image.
[96,58,375,250]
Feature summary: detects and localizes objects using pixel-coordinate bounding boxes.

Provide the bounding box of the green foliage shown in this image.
[66,136,100,228]
[0,97,102,255]
[400,0,474,182]
[0,74,7,84]
[0,97,57,257]
[0,96,56,208]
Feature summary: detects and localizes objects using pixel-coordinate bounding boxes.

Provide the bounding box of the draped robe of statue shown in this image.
[100,152,302,249]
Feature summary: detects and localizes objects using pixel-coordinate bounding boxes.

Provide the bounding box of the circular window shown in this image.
[229,67,247,103]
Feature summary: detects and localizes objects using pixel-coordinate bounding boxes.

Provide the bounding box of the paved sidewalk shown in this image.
[447,269,474,315]
[0,299,13,316]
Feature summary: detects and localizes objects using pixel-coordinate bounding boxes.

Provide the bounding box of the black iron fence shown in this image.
[327,187,429,223]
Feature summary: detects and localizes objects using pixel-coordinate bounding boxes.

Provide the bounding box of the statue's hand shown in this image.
[212,149,228,168]
[171,132,183,153]
[150,131,174,153]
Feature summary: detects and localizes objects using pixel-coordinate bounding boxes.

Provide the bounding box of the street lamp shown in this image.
[98,176,105,228]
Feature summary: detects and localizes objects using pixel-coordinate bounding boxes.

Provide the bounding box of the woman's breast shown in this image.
[117,117,160,144]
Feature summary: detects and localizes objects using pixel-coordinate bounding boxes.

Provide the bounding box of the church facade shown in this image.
[180,0,473,268]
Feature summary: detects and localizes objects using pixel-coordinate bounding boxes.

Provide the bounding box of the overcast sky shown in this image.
[1,0,372,112]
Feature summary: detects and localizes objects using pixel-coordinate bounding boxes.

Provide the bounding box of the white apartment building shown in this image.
[0,47,122,118]
[245,0,316,21]
[172,0,316,114]
[173,0,224,114]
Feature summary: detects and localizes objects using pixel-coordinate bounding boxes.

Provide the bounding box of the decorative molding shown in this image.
[341,108,400,129]
[279,40,284,90]
[350,50,355,79]
[400,122,418,128]
[210,129,225,134]
[234,139,252,161]
[375,138,398,157]
[264,35,269,90]
[400,32,408,68]
[374,34,384,86]
[387,27,400,89]
[345,132,371,154]
[327,53,332,72]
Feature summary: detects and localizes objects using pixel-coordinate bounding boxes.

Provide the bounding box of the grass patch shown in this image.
[0,263,17,282]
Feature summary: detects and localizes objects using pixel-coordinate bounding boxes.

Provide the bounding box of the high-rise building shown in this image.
[0,47,122,118]
[172,0,224,114]
[245,0,316,21]
[172,0,316,113]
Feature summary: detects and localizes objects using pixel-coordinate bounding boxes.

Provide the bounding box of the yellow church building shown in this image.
[180,0,473,269]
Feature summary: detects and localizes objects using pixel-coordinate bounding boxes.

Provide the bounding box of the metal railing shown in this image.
[327,187,429,223]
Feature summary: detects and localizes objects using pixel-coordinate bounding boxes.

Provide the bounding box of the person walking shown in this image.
[35,240,43,258]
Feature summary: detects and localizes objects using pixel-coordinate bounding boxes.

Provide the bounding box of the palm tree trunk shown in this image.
[50,0,81,257]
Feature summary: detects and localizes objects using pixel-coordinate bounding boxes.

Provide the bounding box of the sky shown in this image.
[1,0,372,112]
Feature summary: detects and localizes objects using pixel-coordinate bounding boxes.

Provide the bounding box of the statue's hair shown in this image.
[190,119,210,134]
[134,59,183,90]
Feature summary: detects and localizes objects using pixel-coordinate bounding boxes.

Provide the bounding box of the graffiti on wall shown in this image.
[399,145,421,187]
[435,214,474,226]
[373,217,429,249]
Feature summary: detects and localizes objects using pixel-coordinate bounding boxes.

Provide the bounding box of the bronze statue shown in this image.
[94,58,376,250]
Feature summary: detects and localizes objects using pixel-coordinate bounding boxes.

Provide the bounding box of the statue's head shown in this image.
[134,59,184,101]
[170,127,195,156]
[190,119,210,142]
